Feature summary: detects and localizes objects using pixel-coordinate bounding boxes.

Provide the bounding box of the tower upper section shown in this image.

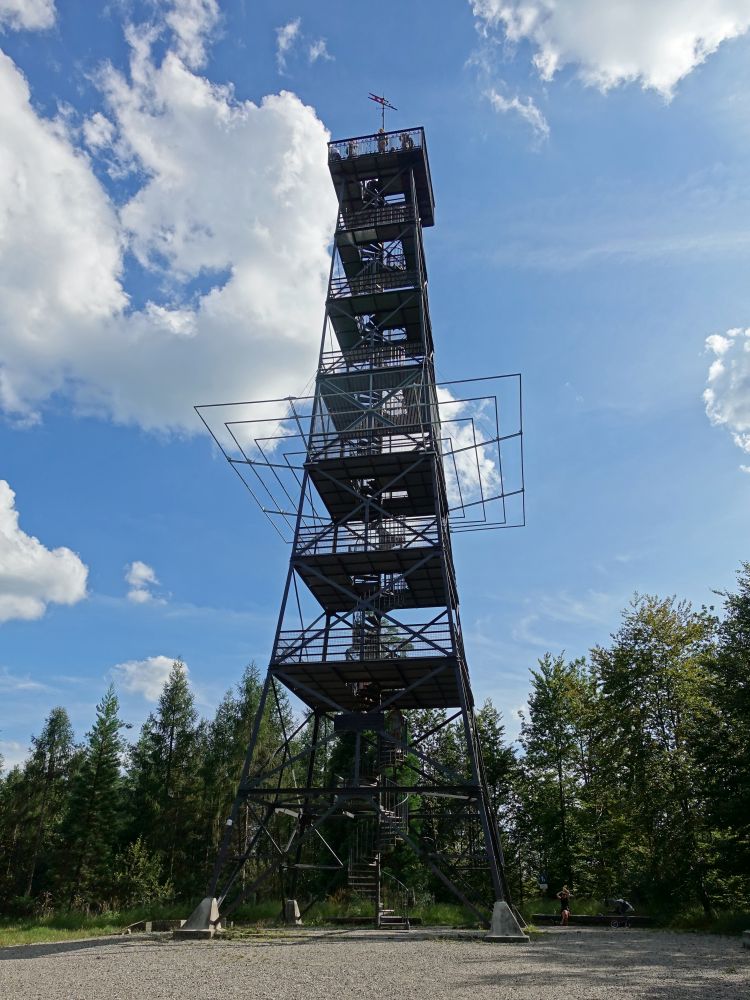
[328,127,435,228]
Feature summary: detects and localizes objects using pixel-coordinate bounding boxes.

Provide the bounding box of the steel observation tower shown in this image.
[188,124,526,940]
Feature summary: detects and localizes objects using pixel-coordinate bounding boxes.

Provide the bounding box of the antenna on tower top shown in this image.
[368,92,397,131]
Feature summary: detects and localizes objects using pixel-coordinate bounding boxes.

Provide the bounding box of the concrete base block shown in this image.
[173,897,221,940]
[742,930,750,949]
[284,898,302,925]
[485,900,529,943]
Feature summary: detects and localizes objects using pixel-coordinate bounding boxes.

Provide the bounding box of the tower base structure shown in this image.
[173,897,221,940]
[485,901,529,943]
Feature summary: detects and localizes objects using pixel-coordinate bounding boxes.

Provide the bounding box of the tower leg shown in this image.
[173,897,221,940]
[485,900,528,942]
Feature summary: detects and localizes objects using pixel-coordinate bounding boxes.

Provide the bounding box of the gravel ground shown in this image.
[1,927,748,1000]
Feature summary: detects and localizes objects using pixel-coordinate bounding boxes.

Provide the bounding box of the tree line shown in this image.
[1,562,747,918]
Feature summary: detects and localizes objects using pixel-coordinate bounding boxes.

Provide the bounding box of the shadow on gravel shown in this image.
[0,935,169,961]
[224,928,487,948]
[459,930,749,997]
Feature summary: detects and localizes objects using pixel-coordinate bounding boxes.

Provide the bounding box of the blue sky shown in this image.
[1,0,750,769]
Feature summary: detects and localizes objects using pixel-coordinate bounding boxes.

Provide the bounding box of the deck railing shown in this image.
[328,261,419,299]
[319,342,424,377]
[295,515,438,558]
[337,202,415,233]
[274,620,453,664]
[328,128,424,161]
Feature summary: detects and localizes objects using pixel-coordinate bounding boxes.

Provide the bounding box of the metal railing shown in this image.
[319,342,424,377]
[308,425,436,462]
[295,515,438,557]
[328,128,424,161]
[329,262,419,300]
[274,619,453,664]
[337,202,415,233]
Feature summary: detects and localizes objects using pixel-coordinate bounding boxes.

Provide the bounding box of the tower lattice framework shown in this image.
[196,126,525,931]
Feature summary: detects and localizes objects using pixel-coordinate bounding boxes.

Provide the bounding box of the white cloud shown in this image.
[437,387,502,507]
[0,480,88,623]
[276,17,301,71]
[112,654,187,701]
[704,327,750,459]
[0,666,50,691]
[0,23,335,432]
[0,739,28,771]
[82,110,115,151]
[486,87,549,142]
[0,0,55,31]
[125,560,161,603]
[163,0,220,70]
[308,38,333,64]
[512,589,618,647]
[0,51,126,420]
[471,0,750,97]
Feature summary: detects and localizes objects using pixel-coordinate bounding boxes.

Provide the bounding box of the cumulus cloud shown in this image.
[437,388,502,507]
[0,0,55,31]
[163,0,220,69]
[471,0,750,96]
[113,654,186,701]
[125,560,161,603]
[704,327,750,460]
[0,480,88,623]
[486,87,549,142]
[276,17,301,71]
[0,18,335,432]
[82,110,115,151]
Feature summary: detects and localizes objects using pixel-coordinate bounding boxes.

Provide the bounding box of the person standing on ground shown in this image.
[557,884,573,926]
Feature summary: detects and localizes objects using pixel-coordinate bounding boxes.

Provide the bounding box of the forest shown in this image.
[1,561,748,929]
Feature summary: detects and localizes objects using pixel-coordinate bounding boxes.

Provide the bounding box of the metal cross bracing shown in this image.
[193,126,526,932]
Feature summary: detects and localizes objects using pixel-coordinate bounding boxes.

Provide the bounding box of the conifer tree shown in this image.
[59,685,128,908]
[127,660,202,897]
[23,707,76,898]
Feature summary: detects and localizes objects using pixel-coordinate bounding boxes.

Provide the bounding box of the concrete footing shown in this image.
[173,897,221,940]
[284,899,302,925]
[485,901,529,943]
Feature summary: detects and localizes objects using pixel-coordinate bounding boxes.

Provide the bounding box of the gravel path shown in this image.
[1,927,748,999]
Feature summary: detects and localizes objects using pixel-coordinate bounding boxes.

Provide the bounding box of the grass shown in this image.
[519,895,750,937]
[0,904,187,948]
[668,908,750,936]
[5,896,746,947]
[519,895,608,920]
[231,898,479,928]
[0,899,481,947]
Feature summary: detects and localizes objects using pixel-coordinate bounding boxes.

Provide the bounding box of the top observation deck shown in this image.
[328,127,435,228]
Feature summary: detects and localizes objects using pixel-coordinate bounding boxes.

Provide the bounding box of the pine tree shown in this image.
[23,707,76,899]
[59,685,128,909]
[126,660,202,897]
